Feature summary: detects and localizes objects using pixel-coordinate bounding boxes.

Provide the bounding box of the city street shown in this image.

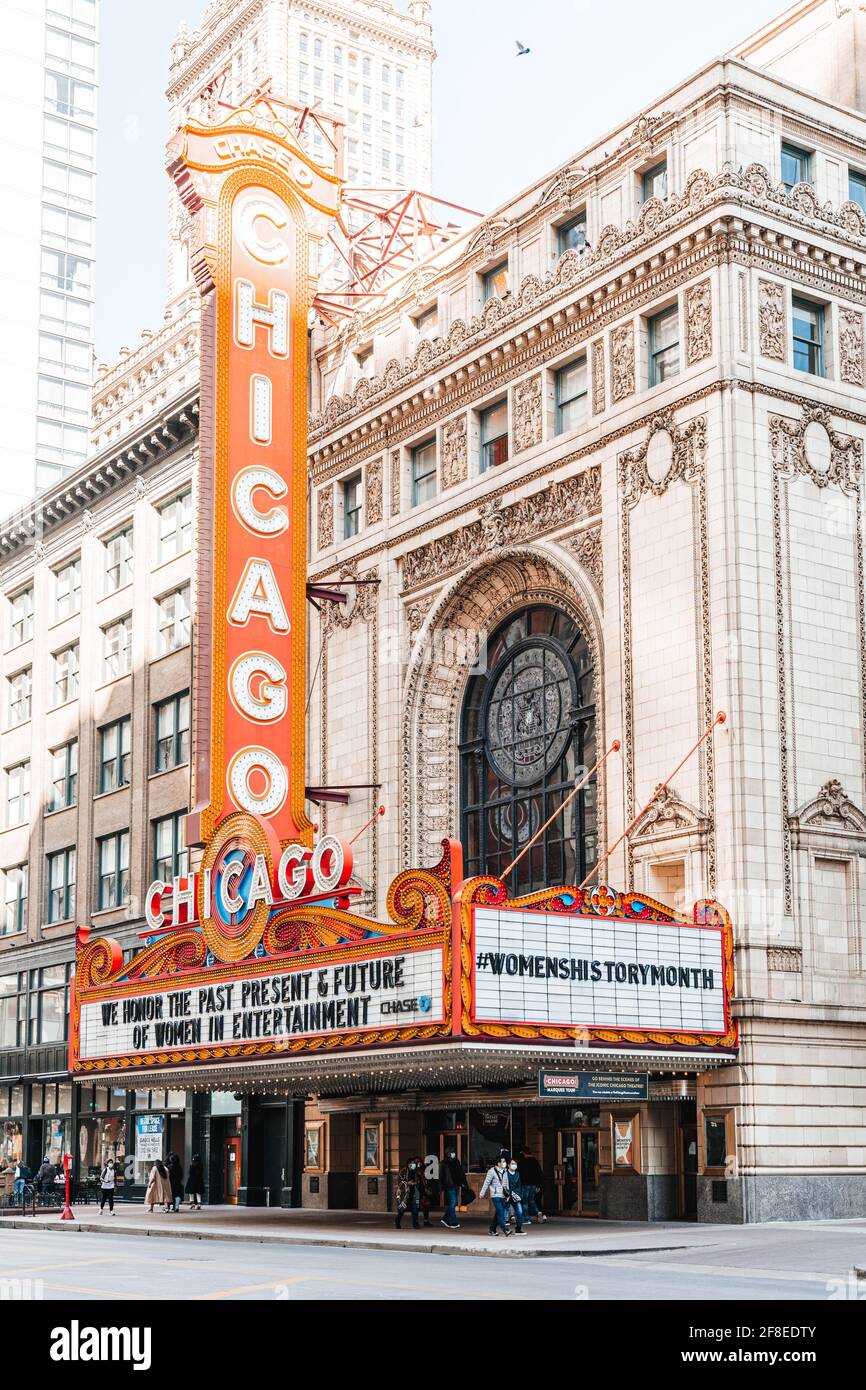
[1,1218,865,1300]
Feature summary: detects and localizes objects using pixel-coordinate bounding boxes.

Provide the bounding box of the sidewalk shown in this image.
[1,1202,864,1261]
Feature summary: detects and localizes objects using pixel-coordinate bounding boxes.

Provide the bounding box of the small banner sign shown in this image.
[538,1071,649,1101]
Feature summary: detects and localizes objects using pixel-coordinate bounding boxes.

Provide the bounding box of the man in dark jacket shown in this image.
[519,1147,546,1222]
[166,1151,184,1213]
[35,1156,55,1199]
[439,1148,466,1229]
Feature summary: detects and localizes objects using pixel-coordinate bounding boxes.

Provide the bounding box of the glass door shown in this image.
[556,1129,600,1215]
[223,1137,241,1204]
[579,1131,600,1215]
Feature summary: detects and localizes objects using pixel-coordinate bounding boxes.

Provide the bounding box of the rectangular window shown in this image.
[792,298,824,376]
[641,160,667,203]
[848,169,866,213]
[1,866,27,937]
[703,1112,732,1171]
[97,831,129,911]
[414,303,438,339]
[781,142,812,191]
[153,813,188,882]
[480,400,509,471]
[48,741,77,813]
[156,586,191,656]
[9,588,34,645]
[648,305,680,386]
[53,556,81,620]
[29,964,71,1044]
[556,357,588,434]
[104,526,133,592]
[158,490,192,562]
[154,692,190,773]
[411,440,437,507]
[102,616,132,681]
[342,475,362,539]
[0,973,25,1046]
[52,644,79,704]
[99,717,131,794]
[482,261,509,302]
[557,213,587,255]
[6,763,30,828]
[47,849,76,924]
[8,669,32,728]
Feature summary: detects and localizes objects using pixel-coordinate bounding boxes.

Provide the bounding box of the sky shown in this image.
[95,0,788,363]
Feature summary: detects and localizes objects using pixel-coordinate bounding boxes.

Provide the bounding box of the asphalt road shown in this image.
[0,1225,862,1300]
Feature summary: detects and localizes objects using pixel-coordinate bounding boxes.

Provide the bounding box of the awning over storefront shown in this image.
[74,1040,736,1097]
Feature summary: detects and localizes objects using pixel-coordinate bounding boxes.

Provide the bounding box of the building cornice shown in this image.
[0,390,200,558]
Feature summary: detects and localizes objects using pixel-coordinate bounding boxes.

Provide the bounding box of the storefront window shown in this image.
[44,1116,70,1165]
[1,1120,23,1165]
[78,1114,126,1178]
[704,1112,729,1170]
[468,1108,511,1171]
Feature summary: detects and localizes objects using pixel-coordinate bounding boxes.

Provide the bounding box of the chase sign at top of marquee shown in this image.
[69,98,737,1078]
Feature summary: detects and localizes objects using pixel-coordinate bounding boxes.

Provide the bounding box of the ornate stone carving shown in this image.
[789,779,866,838]
[441,414,468,489]
[402,467,601,591]
[631,784,709,842]
[685,280,712,364]
[758,279,786,361]
[839,308,865,387]
[406,594,437,643]
[80,509,95,533]
[619,409,707,505]
[591,340,606,416]
[134,476,148,498]
[317,483,334,551]
[769,404,862,493]
[390,453,400,518]
[767,947,802,973]
[366,456,383,525]
[610,323,635,402]
[570,526,602,592]
[513,375,543,453]
[615,110,676,156]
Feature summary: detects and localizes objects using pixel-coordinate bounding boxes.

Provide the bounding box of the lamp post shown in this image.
[60,1151,74,1221]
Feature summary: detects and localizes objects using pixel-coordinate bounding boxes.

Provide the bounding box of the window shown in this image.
[781,143,812,192]
[480,400,509,470]
[154,692,190,773]
[47,849,76,923]
[0,974,25,1046]
[28,964,71,1044]
[482,261,509,302]
[97,832,130,911]
[53,556,81,620]
[648,305,680,386]
[1,866,27,937]
[41,248,92,294]
[104,526,133,592]
[158,490,192,562]
[45,72,96,119]
[99,717,131,793]
[153,813,188,882]
[52,643,79,704]
[414,303,438,339]
[703,1111,734,1172]
[6,763,30,827]
[411,440,437,507]
[555,358,588,434]
[102,616,132,680]
[641,161,667,203]
[340,474,363,539]
[792,298,825,376]
[558,213,587,255]
[9,588,34,645]
[8,669,32,727]
[848,169,866,213]
[460,606,597,893]
[157,587,191,656]
[48,741,77,813]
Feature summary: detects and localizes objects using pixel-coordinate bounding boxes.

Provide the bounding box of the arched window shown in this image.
[460,605,597,894]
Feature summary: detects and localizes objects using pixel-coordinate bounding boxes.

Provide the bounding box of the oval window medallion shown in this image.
[646,429,674,486]
[804,420,832,475]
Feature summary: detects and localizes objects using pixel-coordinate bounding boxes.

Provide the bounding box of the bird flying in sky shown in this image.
[515,40,531,56]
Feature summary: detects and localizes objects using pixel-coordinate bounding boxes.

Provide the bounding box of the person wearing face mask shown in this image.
[395,1157,423,1230]
[506,1158,525,1232]
[479,1154,512,1236]
[439,1146,466,1229]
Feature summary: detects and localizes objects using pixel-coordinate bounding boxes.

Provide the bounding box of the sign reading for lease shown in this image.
[472,908,726,1034]
[79,946,444,1064]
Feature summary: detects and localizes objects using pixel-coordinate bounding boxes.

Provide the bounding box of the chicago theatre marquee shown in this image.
[70,99,737,1224]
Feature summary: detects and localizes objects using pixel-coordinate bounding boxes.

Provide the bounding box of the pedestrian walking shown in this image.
[413,1155,433,1227]
[439,1146,466,1229]
[519,1146,547,1221]
[99,1158,116,1214]
[506,1157,525,1231]
[144,1159,172,1213]
[186,1153,205,1209]
[479,1154,512,1236]
[35,1155,54,1197]
[394,1158,423,1229]
[12,1159,30,1205]
[166,1151,184,1212]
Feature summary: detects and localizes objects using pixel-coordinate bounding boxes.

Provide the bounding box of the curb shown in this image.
[0,1217,695,1261]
